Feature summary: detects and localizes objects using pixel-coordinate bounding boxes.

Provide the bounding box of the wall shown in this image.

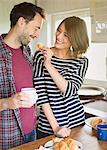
[0,0,35,34]
[37,0,89,14]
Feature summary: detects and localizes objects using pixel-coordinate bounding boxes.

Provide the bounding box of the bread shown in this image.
[91,118,102,127]
[37,43,43,49]
[53,137,77,150]
[53,142,60,150]
[52,137,62,143]
[64,138,76,150]
[54,141,69,150]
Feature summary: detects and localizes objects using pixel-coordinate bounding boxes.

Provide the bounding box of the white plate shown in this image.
[78,85,105,96]
[44,140,53,150]
[85,117,107,130]
[44,139,83,150]
[85,117,100,130]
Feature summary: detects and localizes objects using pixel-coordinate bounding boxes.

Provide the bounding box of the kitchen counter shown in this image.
[80,95,107,118]
[10,125,107,150]
[84,100,107,118]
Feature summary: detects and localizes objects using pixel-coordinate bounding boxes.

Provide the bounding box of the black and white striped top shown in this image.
[33,50,88,134]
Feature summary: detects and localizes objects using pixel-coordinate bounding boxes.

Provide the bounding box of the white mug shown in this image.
[21,88,38,104]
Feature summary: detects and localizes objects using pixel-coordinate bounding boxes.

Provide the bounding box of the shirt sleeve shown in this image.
[63,57,88,97]
[33,51,49,106]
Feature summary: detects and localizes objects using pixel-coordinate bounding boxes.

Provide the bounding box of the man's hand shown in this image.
[2,92,34,110]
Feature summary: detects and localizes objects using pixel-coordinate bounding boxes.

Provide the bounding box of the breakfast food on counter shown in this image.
[90,118,103,127]
[38,137,80,150]
[54,141,69,150]
[53,137,78,150]
[52,137,63,143]
[37,42,43,49]
[37,145,44,150]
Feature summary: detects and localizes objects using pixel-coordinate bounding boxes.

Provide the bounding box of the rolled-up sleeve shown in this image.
[63,58,88,97]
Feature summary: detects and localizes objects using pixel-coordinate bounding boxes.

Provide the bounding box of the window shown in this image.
[90,0,107,42]
[47,9,107,83]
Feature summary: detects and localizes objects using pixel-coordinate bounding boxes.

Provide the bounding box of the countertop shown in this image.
[80,95,107,118]
[10,125,107,150]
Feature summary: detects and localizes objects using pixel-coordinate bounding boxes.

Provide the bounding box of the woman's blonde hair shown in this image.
[57,16,89,58]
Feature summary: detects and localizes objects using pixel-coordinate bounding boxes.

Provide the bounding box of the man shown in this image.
[0,2,45,149]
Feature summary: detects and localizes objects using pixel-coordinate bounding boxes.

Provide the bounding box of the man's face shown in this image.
[19,13,43,46]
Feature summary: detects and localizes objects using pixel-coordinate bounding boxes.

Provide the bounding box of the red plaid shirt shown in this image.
[0,35,33,149]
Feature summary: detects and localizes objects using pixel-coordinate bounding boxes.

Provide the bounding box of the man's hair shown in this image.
[10,2,45,27]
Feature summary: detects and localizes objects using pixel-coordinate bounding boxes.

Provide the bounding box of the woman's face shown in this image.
[54,22,71,50]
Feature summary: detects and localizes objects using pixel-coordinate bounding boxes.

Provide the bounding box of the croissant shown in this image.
[53,137,78,150]
[53,141,69,150]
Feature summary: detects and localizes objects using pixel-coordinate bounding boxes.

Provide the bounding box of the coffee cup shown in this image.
[21,88,38,104]
[97,124,107,141]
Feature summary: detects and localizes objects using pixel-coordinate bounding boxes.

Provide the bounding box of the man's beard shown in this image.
[19,34,30,46]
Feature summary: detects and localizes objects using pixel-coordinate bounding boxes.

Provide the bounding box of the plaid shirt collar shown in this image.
[0,35,32,65]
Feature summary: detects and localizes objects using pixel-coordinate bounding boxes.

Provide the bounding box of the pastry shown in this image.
[52,137,62,143]
[64,137,75,150]
[91,118,102,127]
[53,141,69,150]
[53,137,78,150]
[53,142,60,150]
[59,141,69,150]
[37,43,43,49]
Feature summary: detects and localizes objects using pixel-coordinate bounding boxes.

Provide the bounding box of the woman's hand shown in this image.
[55,127,71,138]
[39,47,53,66]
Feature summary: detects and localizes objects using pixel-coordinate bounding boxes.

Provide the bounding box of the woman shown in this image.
[33,16,89,139]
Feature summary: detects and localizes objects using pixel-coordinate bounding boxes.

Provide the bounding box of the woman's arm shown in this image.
[42,103,71,137]
[42,103,59,132]
[40,48,88,96]
[40,48,68,94]
[45,62,68,94]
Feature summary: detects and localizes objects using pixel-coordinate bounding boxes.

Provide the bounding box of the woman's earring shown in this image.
[70,46,73,51]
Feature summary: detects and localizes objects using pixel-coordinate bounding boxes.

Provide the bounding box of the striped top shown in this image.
[33,50,88,134]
